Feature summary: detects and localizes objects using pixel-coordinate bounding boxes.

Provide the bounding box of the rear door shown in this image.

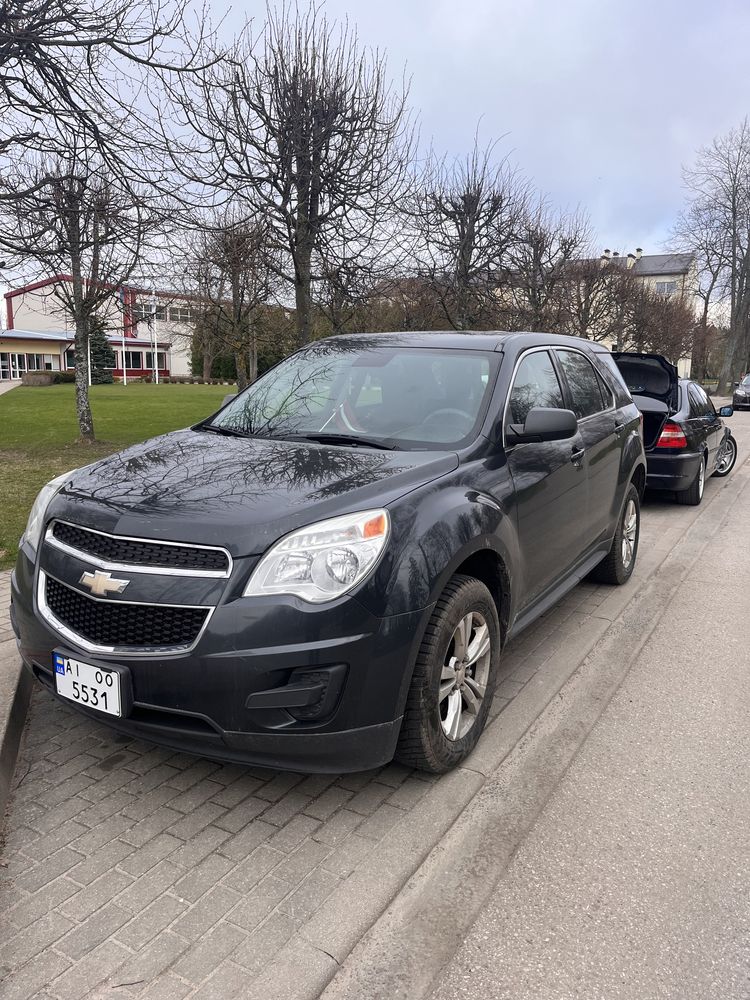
[504,348,589,608]
[688,382,723,468]
[554,348,622,549]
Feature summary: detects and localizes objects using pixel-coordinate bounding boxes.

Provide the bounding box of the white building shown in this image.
[2,276,197,381]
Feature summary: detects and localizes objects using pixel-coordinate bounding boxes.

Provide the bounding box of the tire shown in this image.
[395,574,501,774]
[589,483,640,585]
[676,454,706,505]
[712,433,737,478]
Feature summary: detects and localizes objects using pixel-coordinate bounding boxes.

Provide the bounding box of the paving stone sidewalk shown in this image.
[0,496,699,1000]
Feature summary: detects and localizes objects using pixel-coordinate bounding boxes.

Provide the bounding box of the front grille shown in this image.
[45,576,209,649]
[51,521,229,574]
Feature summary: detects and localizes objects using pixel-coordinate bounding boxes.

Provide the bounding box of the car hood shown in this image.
[611,352,679,410]
[47,429,459,556]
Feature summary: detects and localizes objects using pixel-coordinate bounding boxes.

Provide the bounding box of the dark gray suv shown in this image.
[10,332,646,773]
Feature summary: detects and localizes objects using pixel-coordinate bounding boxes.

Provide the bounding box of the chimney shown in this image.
[635,247,643,259]
[626,253,637,269]
[612,251,620,258]
[603,249,611,259]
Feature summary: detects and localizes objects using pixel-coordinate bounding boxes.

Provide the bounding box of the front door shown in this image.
[9,353,26,379]
[504,349,589,609]
[0,353,9,381]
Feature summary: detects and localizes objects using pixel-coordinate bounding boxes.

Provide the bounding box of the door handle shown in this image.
[614,422,625,435]
[570,447,586,464]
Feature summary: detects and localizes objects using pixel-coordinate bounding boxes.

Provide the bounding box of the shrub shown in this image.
[53,372,76,384]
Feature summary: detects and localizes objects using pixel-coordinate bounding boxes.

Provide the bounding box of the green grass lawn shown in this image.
[0,382,230,570]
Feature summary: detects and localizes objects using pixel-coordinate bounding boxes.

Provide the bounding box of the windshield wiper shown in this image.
[285,432,398,451]
[198,423,252,439]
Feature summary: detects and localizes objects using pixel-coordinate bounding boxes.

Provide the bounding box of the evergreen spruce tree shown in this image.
[88,316,116,384]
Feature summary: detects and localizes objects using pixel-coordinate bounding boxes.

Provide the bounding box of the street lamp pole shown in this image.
[148,281,159,385]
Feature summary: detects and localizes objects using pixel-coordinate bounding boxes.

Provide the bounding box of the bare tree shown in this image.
[0,0,212,212]
[2,141,159,439]
[507,201,590,331]
[188,211,279,389]
[410,137,528,330]
[170,4,413,348]
[680,120,750,391]
[671,198,730,381]
[557,255,637,342]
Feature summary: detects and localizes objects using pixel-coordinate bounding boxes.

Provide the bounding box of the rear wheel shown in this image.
[396,574,501,774]
[713,433,737,478]
[676,455,705,505]
[590,483,640,585]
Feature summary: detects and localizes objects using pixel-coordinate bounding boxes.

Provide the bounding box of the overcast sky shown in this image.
[221,0,750,256]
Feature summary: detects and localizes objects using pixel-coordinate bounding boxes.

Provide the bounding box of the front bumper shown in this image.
[645,449,703,492]
[11,550,428,772]
[732,394,750,409]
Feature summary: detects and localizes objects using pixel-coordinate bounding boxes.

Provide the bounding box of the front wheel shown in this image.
[396,574,501,774]
[590,483,640,585]
[713,433,737,478]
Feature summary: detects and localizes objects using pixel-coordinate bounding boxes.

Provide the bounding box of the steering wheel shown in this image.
[421,407,474,426]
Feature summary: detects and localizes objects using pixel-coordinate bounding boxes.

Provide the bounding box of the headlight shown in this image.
[22,471,73,552]
[244,509,390,603]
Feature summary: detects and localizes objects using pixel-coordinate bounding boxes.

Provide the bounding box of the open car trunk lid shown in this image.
[611,352,679,450]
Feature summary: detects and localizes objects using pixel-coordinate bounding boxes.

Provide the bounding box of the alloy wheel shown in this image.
[698,458,705,499]
[716,438,736,475]
[439,611,492,741]
[621,498,638,569]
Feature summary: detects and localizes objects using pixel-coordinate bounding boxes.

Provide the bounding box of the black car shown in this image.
[612,352,736,505]
[10,333,646,774]
[733,374,750,410]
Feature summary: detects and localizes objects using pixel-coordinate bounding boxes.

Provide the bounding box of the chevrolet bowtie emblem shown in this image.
[79,570,130,597]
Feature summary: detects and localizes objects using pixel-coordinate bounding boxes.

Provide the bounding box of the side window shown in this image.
[556,350,606,419]
[595,353,633,405]
[688,384,708,417]
[694,383,715,416]
[508,351,564,425]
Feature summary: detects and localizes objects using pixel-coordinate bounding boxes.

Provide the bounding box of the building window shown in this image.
[123,351,143,369]
[169,305,195,323]
[132,303,167,322]
[655,280,678,297]
[145,351,167,369]
[43,354,59,371]
[65,349,75,370]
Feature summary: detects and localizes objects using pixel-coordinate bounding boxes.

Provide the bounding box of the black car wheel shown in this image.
[590,482,640,585]
[713,433,737,478]
[396,574,501,774]
[676,454,706,505]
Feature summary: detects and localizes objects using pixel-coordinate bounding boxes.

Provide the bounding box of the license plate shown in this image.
[54,652,122,717]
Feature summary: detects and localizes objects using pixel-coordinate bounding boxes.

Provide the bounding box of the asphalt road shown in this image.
[429,417,750,999]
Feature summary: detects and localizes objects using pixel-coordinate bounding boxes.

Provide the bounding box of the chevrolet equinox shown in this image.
[11,333,646,773]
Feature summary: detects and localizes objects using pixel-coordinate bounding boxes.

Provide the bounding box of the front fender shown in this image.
[355,471,518,621]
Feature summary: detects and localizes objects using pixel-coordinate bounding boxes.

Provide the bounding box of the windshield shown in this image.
[208,344,497,449]
[741,375,750,387]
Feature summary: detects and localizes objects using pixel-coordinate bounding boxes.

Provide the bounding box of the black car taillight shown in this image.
[655,421,688,448]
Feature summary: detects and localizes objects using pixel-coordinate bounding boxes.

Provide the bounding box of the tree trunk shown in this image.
[248,324,258,383]
[73,315,95,441]
[294,245,313,347]
[235,351,249,391]
[202,350,214,381]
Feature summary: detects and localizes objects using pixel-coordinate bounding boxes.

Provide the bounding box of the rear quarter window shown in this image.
[593,353,634,406]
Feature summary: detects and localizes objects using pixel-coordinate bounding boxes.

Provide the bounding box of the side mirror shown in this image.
[734,382,740,388]
[508,406,578,444]
[222,393,237,407]
[719,405,733,417]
